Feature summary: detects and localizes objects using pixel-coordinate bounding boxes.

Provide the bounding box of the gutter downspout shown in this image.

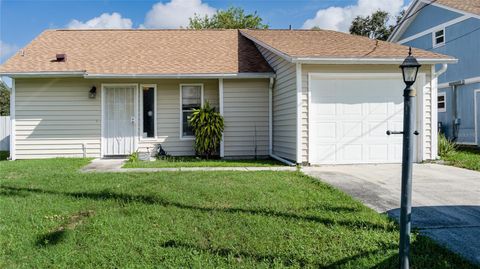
[268,77,273,156]
[267,76,296,166]
[433,64,448,78]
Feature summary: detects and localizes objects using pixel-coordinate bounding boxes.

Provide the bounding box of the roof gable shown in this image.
[241,29,455,63]
[0,29,273,75]
[389,0,480,42]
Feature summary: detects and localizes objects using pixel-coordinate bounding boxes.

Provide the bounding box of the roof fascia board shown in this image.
[388,0,423,42]
[84,73,275,79]
[1,72,275,79]
[292,57,457,64]
[0,71,85,78]
[239,31,293,62]
[397,15,471,44]
[431,2,480,19]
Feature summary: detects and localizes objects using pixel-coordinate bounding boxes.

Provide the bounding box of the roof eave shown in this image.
[0,71,276,79]
[0,71,86,78]
[291,57,458,65]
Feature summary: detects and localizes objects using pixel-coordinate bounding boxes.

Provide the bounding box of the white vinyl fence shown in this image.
[0,116,10,151]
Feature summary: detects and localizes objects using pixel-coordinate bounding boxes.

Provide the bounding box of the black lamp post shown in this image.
[398,47,421,269]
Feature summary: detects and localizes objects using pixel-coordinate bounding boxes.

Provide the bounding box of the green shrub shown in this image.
[438,133,457,157]
[127,151,139,163]
[189,102,224,159]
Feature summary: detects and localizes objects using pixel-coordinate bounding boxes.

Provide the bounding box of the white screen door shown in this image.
[103,85,137,156]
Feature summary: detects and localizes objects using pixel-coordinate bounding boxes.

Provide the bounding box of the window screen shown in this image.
[181,85,202,137]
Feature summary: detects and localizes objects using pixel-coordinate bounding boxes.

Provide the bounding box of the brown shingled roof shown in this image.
[241,29,454,60]
[435,0,480,16]
[0,29,273,75]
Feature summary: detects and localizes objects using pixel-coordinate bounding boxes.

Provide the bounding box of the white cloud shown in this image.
[67,12,133,29]
[142,0,216,29]
[302,0,404,32]
[0,40,19,62]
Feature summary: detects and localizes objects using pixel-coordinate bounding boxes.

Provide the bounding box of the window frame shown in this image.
[179,83,204,140]
[139,84,157,141]
[432,28,445,48]
[438,92,447,113]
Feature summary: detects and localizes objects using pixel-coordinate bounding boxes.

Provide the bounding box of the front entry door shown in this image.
[103,85,137,156]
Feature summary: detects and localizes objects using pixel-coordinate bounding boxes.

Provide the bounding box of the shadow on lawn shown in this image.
[0,185,394,231]
[160,239,399,268]
[159,236,476,268]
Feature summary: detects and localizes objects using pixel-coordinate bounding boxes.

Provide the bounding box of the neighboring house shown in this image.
[0,29,455,164]
[389,0,480,146]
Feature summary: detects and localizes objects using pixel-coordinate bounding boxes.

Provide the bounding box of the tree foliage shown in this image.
[189,102,224,159]
[349,10,404,41]
[0,82,10,116]
[188,7,268,29]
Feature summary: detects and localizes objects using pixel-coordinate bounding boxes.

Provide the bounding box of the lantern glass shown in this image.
[402,66,419,84]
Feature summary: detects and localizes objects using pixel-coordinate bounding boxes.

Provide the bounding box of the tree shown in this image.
[188,7,268,29]
[349,10,404,41]
[0,82,9,116]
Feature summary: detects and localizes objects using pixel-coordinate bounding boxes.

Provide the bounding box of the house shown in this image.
[0,29,455,164]
[388,0,480,146]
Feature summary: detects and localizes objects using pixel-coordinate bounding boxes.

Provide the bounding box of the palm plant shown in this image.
[189,102,224,159]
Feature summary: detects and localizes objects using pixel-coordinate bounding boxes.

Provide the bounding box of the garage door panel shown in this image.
[342,122,363,137]
[309,74,407,164]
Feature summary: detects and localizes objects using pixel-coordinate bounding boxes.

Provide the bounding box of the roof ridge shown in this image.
[53,29,240,32]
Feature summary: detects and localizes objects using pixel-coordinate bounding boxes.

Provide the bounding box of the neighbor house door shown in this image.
[476,90,480,146]
[102,84,137,156]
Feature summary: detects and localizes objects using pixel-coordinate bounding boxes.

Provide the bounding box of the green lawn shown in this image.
[442,147,480,171]
[124,156,285,168]
[0,159,477,268]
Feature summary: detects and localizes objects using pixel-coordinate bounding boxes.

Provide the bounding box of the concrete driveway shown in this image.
[303,163,480,265]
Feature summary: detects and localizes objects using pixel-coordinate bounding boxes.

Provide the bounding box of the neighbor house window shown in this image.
[433,29,445,47]
[180,84,203,138]
[141,85,156,138]
[438,92,446,112]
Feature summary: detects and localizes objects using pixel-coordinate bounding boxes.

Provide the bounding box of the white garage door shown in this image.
[309,73,408,164]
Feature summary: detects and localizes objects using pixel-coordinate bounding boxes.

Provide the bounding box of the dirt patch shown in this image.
[37,210,95,247]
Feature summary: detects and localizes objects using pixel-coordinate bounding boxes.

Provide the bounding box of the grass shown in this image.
[123,156,285,168]
[441,146,480,171]
[0,159,477,268]
[0,151,9,161]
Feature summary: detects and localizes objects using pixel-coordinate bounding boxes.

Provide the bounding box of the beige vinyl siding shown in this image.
[14,78,219,159]
[301,64,435,163]
[256,45,297,161]
[223,79,269,157]
[421,71,433,159]
[137,79,218,156]
[14,78,101,159]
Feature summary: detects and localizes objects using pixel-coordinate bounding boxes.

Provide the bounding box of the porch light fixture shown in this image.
[396,47,421,269]
[89,86,97,99]
[400,47,421,86]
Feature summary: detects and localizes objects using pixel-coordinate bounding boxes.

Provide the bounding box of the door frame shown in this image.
[101,83,139,157]
[307,72,423,164]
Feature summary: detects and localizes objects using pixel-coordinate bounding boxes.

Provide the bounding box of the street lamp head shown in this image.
[400,47,421,87]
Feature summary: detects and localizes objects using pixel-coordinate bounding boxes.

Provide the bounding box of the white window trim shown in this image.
[139,84,157,141]
[438,92,447,112]
[432,28,445,48]
[179,83,204,140]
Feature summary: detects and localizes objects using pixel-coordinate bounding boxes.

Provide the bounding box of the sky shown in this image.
[0,0,411,65]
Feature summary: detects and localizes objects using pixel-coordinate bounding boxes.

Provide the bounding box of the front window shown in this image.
[141,85,156,138]
[181,84,203,137]
[438,92,446,112]
[433,29,445,47]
